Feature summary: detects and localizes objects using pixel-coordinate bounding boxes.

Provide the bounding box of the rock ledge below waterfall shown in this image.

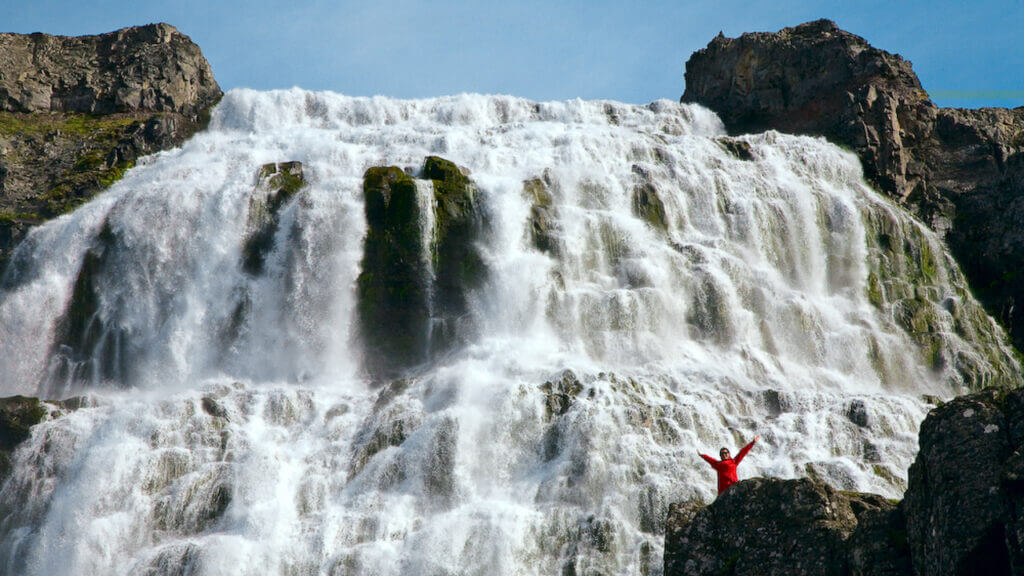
[665,386,1024,575]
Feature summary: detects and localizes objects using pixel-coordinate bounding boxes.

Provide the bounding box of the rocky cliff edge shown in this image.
[0,23,221,270]
[682,19,1024,352]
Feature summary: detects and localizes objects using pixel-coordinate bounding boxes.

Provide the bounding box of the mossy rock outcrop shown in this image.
[356,158,489,379]
[0,396,49,481]
[524,171,560,254]
[241,161,305,275]
[422,156,487,323]
[357,166,430,379]
[631,165,668,232]
[861,204,1021,391]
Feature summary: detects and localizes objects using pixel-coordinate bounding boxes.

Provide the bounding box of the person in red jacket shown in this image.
[699,435,760,494]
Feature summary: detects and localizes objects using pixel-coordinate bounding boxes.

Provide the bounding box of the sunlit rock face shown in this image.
[0,90,1017,575]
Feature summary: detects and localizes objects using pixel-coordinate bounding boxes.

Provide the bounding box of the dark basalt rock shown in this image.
[422,156,487,349]
[524,172,560,255]
[631,165,668,233]
[356,166,430,379]
[665,387,1024,576]
[43,220,130,394]
[0,24,222,273]
[356,158,489,379]
[902,388,1022,575]
[664,477,908,576]
[717,137,754,161]
[539,369,584,419]
[682,20,1024,352]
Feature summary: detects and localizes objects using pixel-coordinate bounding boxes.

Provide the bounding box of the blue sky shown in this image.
[2,0,1022,108]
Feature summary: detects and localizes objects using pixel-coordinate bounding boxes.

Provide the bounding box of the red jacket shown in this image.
[701,439,756,494]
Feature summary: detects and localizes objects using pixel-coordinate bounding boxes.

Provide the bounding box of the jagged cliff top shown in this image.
[0,22,221,118]
[682,19,927,135]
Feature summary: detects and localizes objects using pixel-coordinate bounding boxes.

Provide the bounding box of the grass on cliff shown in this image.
[0,112,139,140]
[0,112,147,217]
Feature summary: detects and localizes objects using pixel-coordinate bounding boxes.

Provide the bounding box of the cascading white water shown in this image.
[0,89,1017,576]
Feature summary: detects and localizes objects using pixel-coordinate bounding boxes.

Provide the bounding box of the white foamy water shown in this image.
[0,89,1017,575]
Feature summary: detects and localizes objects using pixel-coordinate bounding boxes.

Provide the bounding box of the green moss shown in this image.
[358,166,430,378]
[41,159,134,217]
[524,177,553,207]
[632,183,668,232]
[919,238,937,280]
[867,271,884,307]
[0,210,40,223]
[423,156,486,316]
[0,111,137,139]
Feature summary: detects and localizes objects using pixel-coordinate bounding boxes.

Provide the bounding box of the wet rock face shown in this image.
[0,395,87,482]
[682,20,1024,352]
[44,220,130,394]
[422,156,487,349]
[357,157,489,379]
[242,161,305,275]
[663,477,906,576]
[357,166,430,379]
[0,23,220,116]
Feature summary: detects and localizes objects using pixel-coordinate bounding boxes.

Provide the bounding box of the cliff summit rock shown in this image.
[0,23,220,118]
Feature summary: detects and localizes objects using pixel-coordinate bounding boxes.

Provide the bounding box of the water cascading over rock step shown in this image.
[0,91,1020,576]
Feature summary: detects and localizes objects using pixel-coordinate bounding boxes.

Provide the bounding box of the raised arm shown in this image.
[734,435,760,465]
[699,453,721,469]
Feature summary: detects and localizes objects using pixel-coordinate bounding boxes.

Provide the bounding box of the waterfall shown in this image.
[0,89,1016,575]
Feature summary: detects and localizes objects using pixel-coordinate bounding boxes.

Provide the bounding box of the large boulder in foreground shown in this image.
[664,387,1024,575]
[682,20,1024,353]
[664,477,908,576]
[902,387,1024,575]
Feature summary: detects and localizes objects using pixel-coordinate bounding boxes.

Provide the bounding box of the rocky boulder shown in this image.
[664,387,1024,576]
[682,20,1024,352]
[664,477,908,576]
[902,387,1024,575]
